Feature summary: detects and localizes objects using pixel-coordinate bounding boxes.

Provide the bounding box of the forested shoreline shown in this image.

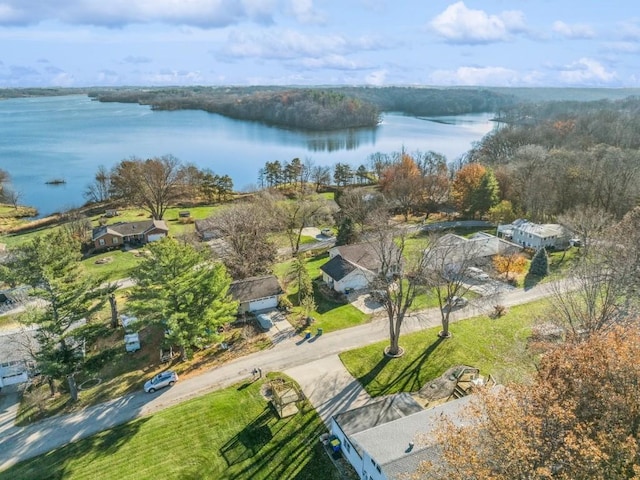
[86,86,514,130]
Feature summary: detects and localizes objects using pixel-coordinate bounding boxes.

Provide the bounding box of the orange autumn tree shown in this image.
[379,154,424,221]
[451,163,486,217]
[422,325,640,480]
[492,252,528,280]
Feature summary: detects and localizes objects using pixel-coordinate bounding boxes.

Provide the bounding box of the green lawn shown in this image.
[81,249,143,282]
[274,252,370,334]
[340,299,552,397]
[7,375,340,480]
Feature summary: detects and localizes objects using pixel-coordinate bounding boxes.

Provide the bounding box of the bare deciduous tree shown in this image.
[423,233,493,338]
[207,194,279,279]
[368,212,431,356]
[110,155,187,220]
[3,187,21,210]
[84,165,112,204]
[278,193,336,256]
[335,188,385,233]
[557,205,613,257]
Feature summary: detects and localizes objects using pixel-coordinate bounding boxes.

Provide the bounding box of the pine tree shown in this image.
[3,230,113,401]
[529,247,549,277]
[336,216,357,246]
[469,168,500,218]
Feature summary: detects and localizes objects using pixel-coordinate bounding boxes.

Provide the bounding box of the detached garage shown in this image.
[229,275,284,315]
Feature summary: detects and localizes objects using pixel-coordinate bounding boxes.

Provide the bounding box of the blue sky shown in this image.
[0,1,638,88]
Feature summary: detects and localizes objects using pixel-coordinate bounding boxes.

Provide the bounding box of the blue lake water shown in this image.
[0,95,496,216]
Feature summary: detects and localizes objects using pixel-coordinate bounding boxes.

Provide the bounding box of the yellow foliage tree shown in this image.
[451,163,486,216]
[492,252,527,280]
[422,325,640,480]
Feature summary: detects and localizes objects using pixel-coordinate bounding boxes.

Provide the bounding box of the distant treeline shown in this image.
[467,96,640,220]
[88,86,515,130]
[89,87,379,130]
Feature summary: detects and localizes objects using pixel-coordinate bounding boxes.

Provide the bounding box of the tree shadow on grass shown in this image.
[8,416,151,480]
[357,337,445,397]
[227,409,330,480]
[524,273,543,291]
[220,407,275,467]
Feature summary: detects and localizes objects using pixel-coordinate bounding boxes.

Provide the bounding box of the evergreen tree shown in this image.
[130,238,238,361]
[336,216,357,246]
[2,230,113,401]
[469,168,500,218]
[289,255,313,304]
[529,247,549,277]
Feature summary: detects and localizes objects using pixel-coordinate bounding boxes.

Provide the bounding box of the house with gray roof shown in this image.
[498,219,569,250]
[331,394,475,480]
[320,243,388,294]
[92,220,169,251]
[228,275,284,314]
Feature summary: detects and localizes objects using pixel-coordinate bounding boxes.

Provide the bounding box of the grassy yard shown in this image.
[7,375,341,480]
[274,252,370,334]
[89,205,222,239]
[16,288,272,425]
[81,249,144,282]
[340,299,553,397]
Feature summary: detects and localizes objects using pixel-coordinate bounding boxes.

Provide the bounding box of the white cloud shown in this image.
[220,29,385,61]
[429,66,524,86]
[143,69,204,85]
[558,57,617,85]
[429,2,526,45]
[620,20,640,40]
[0,0,283,28]
[299,55,364,70]
[601,41,640,54]
[287,0,325,24]
[552,20,595,39]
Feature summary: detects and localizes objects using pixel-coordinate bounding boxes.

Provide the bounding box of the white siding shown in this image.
[248,297,278,312]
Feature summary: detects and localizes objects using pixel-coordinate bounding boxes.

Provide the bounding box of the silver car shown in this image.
[144,370,178,393]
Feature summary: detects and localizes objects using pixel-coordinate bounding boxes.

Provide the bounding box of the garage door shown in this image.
[1,371,28,386]
[249,297,278,312]
[0,362,28,386]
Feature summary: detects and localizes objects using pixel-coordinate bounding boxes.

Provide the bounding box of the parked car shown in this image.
[256,313,273,331]
[465,267,490,281]
[444,295,468,309]
[144,370,178,393]
[320,228,334,237]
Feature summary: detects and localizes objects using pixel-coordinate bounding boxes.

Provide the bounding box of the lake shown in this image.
[0,95,496,216]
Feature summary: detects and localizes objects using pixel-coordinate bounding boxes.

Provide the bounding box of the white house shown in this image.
[228,275,284,314]
[498,219,568,250]
[320,243,387,294]
[331,393,475,480]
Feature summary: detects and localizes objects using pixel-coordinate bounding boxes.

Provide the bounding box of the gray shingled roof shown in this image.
[229,275,283,302]
[320,255,357,281]
[92,220,168,240]
[332,243,383,272]
[350,395,476,479]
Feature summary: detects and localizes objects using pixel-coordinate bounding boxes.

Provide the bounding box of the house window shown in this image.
[99,239,105,246]
[344,440,351,453]
[113,237,119,244]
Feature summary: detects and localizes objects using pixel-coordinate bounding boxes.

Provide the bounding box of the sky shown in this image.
[0,1,639,88]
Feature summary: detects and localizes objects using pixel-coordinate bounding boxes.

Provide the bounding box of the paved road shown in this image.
[0,278,563,471]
